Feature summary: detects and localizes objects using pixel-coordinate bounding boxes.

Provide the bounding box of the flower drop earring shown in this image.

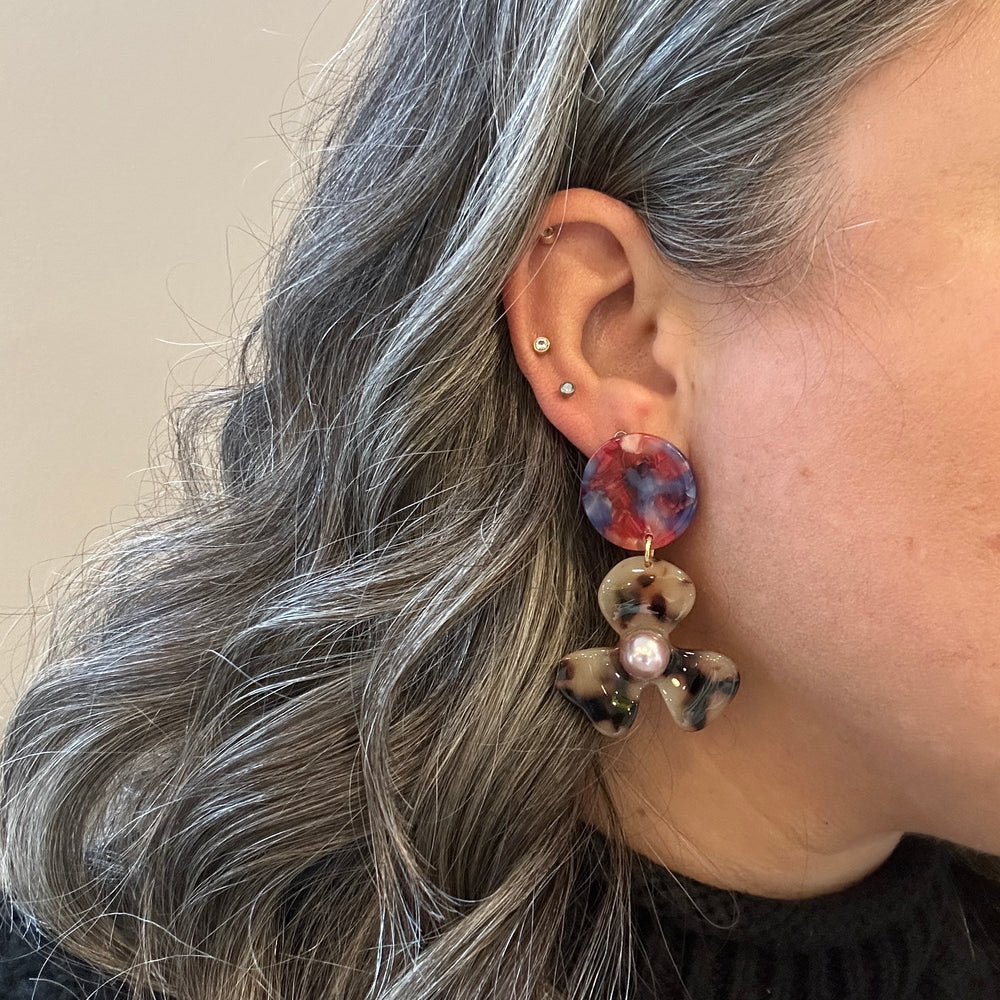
[555,432,740,736]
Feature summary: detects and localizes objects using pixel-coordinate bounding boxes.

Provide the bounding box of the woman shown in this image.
[4,0,1000,997]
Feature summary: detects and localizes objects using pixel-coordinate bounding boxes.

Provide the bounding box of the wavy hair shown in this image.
[1,0,958,998]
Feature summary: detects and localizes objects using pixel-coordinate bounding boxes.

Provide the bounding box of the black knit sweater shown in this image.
[3,835,999,999]
[629,834,1000,998]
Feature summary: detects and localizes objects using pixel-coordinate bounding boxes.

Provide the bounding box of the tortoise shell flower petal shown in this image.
[556,557,740,735]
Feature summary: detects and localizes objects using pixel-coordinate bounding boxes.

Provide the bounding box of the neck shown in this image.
[590,669,906,900]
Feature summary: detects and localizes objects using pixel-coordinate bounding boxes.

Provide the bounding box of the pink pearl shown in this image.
[619,630,671,681]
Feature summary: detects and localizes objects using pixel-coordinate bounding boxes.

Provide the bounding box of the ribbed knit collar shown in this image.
[627,834,999,999]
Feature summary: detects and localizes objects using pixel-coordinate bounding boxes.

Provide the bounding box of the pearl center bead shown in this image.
[619,630,671,681]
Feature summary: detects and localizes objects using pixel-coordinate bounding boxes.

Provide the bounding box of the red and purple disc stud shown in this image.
[581,433,697,550]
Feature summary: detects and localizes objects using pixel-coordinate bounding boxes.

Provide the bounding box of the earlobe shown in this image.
[502,189,696,458]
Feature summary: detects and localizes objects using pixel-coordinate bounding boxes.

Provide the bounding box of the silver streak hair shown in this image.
[0,1,957,998]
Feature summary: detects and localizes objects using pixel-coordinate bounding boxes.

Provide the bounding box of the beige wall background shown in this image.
[1,0,369,718]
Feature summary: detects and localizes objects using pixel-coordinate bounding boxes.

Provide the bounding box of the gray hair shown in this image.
[1,0,957,998]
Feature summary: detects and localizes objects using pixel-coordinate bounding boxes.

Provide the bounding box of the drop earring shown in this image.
[555,432,740,736]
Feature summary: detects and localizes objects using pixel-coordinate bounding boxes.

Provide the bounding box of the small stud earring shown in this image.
[540,226,557,245]
[559,382,575,396]
[533,337,551,354]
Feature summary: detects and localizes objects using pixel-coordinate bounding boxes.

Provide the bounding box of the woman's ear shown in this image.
[502,188,697,458]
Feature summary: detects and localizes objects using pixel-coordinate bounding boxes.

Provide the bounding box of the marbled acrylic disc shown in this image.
[581,433,697,550]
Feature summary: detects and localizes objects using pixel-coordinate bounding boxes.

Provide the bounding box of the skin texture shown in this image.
[503,0,1000,898]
